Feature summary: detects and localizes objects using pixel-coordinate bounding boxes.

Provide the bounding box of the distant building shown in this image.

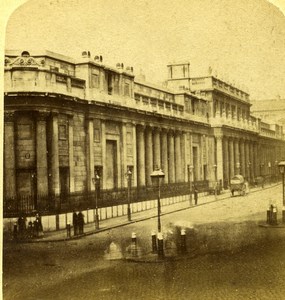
[251,98,285,128]
[4,50,285,215]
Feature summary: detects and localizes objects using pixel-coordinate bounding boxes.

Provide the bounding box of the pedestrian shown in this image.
[194,185,198,205]
[17,214,26,238]
[36,213,44,237]
[33,219,39,237]
[27,221,33,239]
[77,211,84,234]
[73,211,78,236]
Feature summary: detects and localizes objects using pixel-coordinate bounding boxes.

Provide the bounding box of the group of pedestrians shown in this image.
[72,211,85,236]
[15,212,44,240]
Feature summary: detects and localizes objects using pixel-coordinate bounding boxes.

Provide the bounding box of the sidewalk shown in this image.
[9,184,275,243]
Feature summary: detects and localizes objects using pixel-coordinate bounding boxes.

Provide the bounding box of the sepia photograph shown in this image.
[2,0,285,299]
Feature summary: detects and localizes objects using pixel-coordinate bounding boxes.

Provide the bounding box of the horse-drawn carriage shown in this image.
[230,175,247,196]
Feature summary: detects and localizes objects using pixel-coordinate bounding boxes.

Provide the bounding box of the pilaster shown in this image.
[4,111,16,199]
[36,111,49,198]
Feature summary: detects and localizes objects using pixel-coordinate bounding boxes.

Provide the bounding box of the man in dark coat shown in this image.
[18,214,26,237]
[77,211,84,235]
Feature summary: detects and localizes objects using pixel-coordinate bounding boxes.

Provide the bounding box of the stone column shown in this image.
[50,113,60,199]
[245,141,250,180]
[153,128,161,169]
[145,126,153,186]
[4,111,16,199]
[68,115,75,193]
[223,137,229,188]
[249,142,255,182]
[181,132,187,182]
[132,124,137,187]
[86,117,95,191]
[101,121,106,189]
[136,125,145,187]
[234,139,240,175]
[240,140,245,177]
[161,128,168,183]
[252,142,260,177]
[36,112,49,198]
[175,131,182,182]
[122,122,127,188]
[168,130,175,183]
[229,138,235,179]
[216,135,224,186]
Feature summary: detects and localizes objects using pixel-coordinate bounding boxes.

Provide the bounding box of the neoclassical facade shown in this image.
[4,50,285,214]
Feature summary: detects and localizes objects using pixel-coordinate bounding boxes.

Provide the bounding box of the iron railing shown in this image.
[4,180,210,217]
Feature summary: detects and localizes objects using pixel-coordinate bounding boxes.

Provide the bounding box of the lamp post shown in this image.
[275,161,279,182]
[278,161,285,207]
[150,168,165,232]
[92,175,100,230]
[268,162,272,184]
[127,169,132,221]
[213,164,217,199]
[188,165,193,206]
[151,168,165,259]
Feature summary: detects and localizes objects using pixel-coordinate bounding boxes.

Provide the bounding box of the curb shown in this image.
[7,183,280,244]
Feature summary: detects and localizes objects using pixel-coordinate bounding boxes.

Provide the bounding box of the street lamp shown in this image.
[150,167,165,259]
[213,164,217,199]
[92,174,100,230]
[150,168,165,233]
[127,169,132,221]
[275,161,279,182]
[188,165,194,206]
[278,161,285,206]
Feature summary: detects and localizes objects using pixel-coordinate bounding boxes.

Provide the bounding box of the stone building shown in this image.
[4,50,285,215]
[251,98,285,129]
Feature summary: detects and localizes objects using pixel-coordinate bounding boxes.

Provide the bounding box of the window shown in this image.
[91,73,99,88]
[59,125,67,140]
[124,82,130,96]
[94,128,100,142]
[106,72,113,94]
[17,124,32,140]
[113,76,119,94]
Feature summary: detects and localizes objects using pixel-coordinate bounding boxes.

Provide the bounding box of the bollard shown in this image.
[180,229,187,254]
[267,206,271,224]
[157,232,164,259]
[66,223,71,238]
[151,230,157,253]
[13,222,18,240]
[283,207,285,224]
[131,232,137,257]
[131,232,137,245]
[269,204,274,225]
[272,205,278,225]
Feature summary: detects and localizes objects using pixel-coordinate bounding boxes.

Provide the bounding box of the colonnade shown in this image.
[136,125,193,187]
[221,136,258,187]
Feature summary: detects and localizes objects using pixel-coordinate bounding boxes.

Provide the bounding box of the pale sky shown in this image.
[1,0,285,100]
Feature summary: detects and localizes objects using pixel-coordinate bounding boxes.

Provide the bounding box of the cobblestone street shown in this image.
[3,185,285,300]
[4,236,285,300]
